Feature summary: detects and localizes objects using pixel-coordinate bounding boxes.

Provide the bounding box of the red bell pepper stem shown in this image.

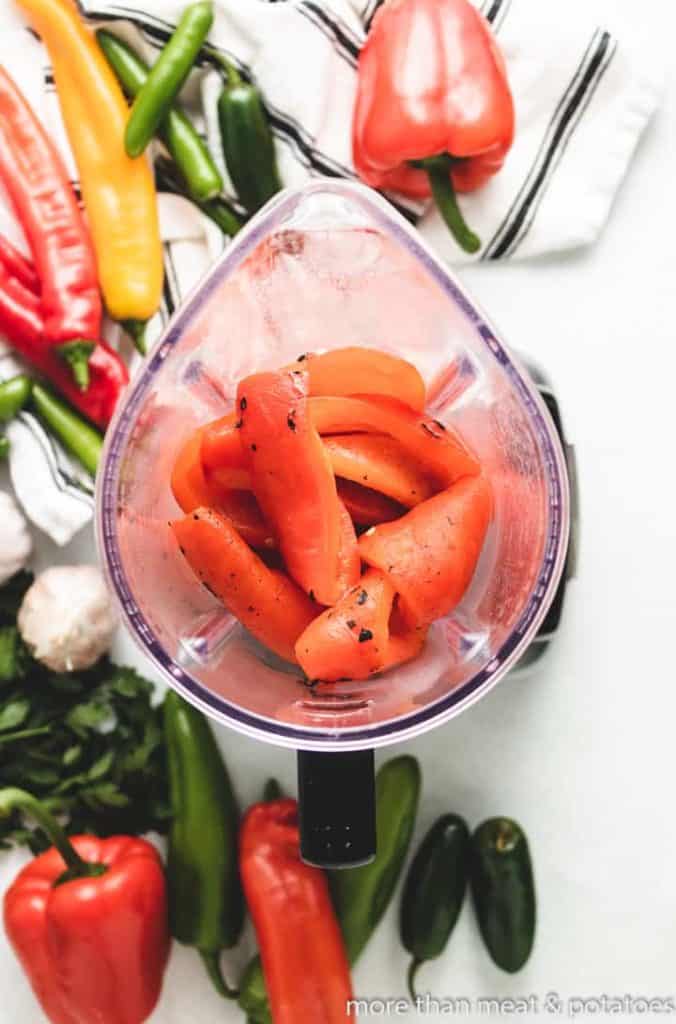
[0,788,106,881]
[0,234,40,294]
[421,155,481,254]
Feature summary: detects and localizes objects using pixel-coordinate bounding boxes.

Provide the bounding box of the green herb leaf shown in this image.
[0,699,30,732]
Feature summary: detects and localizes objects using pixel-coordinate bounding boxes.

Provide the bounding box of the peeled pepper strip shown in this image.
[336,479,405,526]
[290,347,425,411]
[17,0,163,321]
[311,395,480,486]
[238,369,352,605]
[359,474,493,628]
[172,508,317,664]
[324,433,436,507]
[171,429,274,549]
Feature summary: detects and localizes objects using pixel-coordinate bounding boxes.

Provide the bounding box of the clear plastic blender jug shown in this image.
[97,182,570,867]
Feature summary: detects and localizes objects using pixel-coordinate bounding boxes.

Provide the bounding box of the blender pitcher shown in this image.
[96,181,570,868]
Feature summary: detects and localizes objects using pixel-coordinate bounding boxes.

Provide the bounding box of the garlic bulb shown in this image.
[18,565,116,672]
[0,491,32,585]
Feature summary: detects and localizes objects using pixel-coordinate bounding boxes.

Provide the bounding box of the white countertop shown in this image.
[2,0,675,1019]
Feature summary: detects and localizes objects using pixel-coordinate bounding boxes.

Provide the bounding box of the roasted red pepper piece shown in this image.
[0,260,127,428]
[311,395,480,487]
[171,428,275,549]
[237,369,352,605]
[324,433,436,507]
[336,499,361,598]
[1,788,169,1024]
[336,478,405,526]
[353,0,514,252]
[0,66,101,343]
[287,347,425,410]
[295,567,426,682]
[240,798,356,1024]
[172,507,317,663]
[359,474,493,628]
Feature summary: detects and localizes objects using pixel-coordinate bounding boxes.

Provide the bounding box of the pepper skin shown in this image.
[18,0,164,321]
[240,799,356,1024]
[353,0,514,251]
[1,789,169,1024]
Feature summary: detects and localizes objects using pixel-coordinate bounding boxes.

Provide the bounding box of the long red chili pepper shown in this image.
[0,234,40,293]
[0,261,127,429]
[0,66,101,343]
[352,0,514,252]
[240,798,356,1024]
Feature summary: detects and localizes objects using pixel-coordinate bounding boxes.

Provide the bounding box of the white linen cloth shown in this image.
[0,0,662,543]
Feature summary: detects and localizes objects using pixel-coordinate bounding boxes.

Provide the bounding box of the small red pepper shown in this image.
[0,261,127,429]
[240,798,356,1024]
[352,0,515,252]
[1,787,169,1024]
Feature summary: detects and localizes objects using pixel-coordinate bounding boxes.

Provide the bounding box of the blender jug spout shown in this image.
[297,749,376,868]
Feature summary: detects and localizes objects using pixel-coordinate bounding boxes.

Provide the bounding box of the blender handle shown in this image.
[297,749,376,869]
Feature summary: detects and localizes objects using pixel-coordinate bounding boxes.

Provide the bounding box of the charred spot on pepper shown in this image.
[433,419,447,431]
[234,418,243,429]
[287,415,296,432]
[239,396,247,411]
[346,619,357,629]
[358,628,373,643]
[251,443,257,451]
[309,589,316,602]
[421,421,445,439]
[357,589,369,605]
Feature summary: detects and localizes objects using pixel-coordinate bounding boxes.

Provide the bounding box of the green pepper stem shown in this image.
[120,319,147,356]
[0,787,95,877]
[55,340,96,391]
[422,155,481,255]
[200,950,239,1000]
[262,778,283,802]
[407,958,423,1002]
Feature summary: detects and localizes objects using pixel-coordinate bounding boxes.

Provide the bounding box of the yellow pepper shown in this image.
[17,0,164,321]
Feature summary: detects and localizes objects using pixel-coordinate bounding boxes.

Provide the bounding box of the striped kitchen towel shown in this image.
[0,0,662,543]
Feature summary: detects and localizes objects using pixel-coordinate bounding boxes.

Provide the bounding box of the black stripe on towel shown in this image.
[483,29,615,260]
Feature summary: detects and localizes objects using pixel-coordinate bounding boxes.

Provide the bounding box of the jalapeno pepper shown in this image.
[218,65,281,214]
[164,690,244,997]
[400,814,470,998]
[470,817,536,973]
[98,29,223,203]
[155,155,242,237]
[125,2,215,158]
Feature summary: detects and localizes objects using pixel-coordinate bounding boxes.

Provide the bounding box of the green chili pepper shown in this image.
[97,29,223,203]
[31,383,102,476]
[400,813,470,998]
[470,817,536,973]
[155,156,242,237]
[0,436,9,459]
[125,2,214,159]
[217,66,282,214]
[0,375,31,422]
[164,690,244,997]
[329,755,421,964]
[238,957,271,1024]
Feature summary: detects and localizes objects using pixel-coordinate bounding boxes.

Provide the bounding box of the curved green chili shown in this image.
[98,29,223,203]
[155,156,242,237]
[0,375,31,422]
[125,2,215,159]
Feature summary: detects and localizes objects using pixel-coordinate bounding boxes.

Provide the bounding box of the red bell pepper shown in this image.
[352,0,515,252]
[240,798,356,1024]
[0,67,128,418]
[1,787,169,1024]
